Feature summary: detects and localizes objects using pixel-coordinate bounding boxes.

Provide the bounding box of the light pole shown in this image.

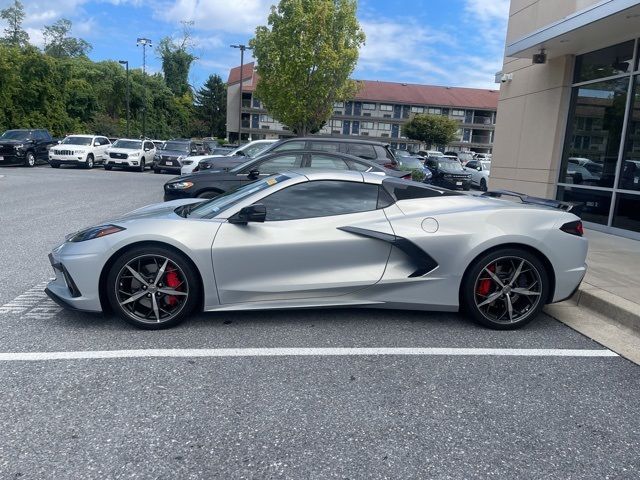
[118,60,130,137]
[230,44,252,144]
[136,37,152,138]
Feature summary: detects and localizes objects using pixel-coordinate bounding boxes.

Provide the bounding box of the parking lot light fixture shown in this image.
[136,38,152,138]
[230,44,252,145]
[118,60,130,137]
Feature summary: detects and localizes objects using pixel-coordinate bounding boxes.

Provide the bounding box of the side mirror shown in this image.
[57,140,62,144]
[248,168,260,180]
[228,204,266,224]
[235,150,246,157]
[477,166,482,171]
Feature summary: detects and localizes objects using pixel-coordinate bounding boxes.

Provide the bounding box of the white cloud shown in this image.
[159,0,274,34]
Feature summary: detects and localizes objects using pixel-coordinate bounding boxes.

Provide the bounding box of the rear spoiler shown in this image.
[481,190,583,217]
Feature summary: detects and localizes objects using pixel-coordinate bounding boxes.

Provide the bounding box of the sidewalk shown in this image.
[545,228,640,363]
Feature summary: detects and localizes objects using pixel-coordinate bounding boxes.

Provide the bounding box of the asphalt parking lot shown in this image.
[0,166,639,479]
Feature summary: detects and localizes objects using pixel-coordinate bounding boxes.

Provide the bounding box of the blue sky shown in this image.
[3,0,509,89]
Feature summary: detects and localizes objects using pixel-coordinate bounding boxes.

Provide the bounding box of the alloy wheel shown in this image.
[115,255,189,324]
[473,256,542,324]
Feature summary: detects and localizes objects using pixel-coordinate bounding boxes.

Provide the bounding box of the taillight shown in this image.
[384,162,397,170]
[560,220,583,237]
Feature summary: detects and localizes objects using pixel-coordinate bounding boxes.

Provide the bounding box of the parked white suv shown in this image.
[465,159,491,191]
[49,135,111,169]
[104,139,156,172]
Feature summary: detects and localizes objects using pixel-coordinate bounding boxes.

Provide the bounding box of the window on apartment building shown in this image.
[362,103,376,110]
[378,122,392,131]
[361,122,374,129]
[332,120,343,128]
[411,106,424,113]
[260,115,275,123]
[334,101,345,108]
[252,97,261,108]
[379,104,393,111]
[451,109,465,116]
[427,107,441,115]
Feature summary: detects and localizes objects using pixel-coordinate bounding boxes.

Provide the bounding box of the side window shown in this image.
[466,161,477,169]
[347,144,376,160]
[374,145,393,161]
[260,180,380,221]
[308,154,349,170]
[34,130,45,141]
[94,138,101,146]
[256,154,302,173]
[346,160,374,172]
[273,141,305,152]
[309,141,339,152]
[427,159,438,169]
[102,137,111,145]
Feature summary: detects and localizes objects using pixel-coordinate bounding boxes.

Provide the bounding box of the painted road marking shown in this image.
[0,347,618,362]
[0,281,62,319]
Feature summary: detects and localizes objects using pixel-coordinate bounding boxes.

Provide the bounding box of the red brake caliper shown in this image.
[164,267,181,306]
[477,264,495,296]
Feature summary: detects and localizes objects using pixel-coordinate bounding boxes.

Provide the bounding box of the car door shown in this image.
[211,179,394,304]
[236,153,304,182]
[34,131,48,160]
[465,160,479,184]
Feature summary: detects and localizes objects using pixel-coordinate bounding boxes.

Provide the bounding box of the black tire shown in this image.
[480,178,488,192]
[139,158,146,172]
[50,162,60,168]
[153,168,161,174]
[106,245,201,330]
[461,247,549,330]
[24,151,36,167]
[104,164,112,171]
[85,154,94,169]
[463,185,471,191]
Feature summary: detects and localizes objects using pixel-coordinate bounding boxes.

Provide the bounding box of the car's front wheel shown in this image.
[106,246,201,329]
[85,154,94,169]
[24,151,36,167]
[480,178,488,192]
[461,248,549,330]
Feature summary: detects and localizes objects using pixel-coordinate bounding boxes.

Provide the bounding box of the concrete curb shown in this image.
[572,283,640,333]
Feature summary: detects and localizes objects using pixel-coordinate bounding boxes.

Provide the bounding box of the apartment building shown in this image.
[227,62,499,153]
[494,0,640,238]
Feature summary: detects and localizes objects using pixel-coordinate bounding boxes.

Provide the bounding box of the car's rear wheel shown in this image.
[106,246,201,329]
[154,168,161,174]
[480,178,488,192]
[461,248,549,330]
[50,162,60,168]
[105,164,112,171]
[85,154,94,169]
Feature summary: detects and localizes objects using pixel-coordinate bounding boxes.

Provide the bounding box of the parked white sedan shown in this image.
[465,159,491,191]
[180,139,277,175]
[49,135,111,169]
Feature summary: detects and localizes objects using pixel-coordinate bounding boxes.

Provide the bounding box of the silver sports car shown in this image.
[46,170,587,330]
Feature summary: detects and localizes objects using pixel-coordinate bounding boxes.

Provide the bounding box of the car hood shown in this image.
[157,149,189,156]
[114,198,205,222]
[0,139,31,145]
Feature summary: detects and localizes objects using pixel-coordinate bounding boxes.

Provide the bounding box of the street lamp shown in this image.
[118,60,130,137]
[230,44,252,145]
[137,37,152,138]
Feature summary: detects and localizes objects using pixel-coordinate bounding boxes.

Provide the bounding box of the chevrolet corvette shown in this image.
[46,170,587,330]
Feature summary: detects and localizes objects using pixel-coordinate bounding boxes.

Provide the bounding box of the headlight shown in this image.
[66,224,126,243]
[182,160,193,165]
[167,181,194,190]
[129,152,140,157]
[14,144,24,150]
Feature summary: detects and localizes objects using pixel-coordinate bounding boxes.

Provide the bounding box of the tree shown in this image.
[403,114,460,148]
[157,23,196,97]
[0,0,29,48]
[43,19,92,58]
[250,0,365,136]
[194,74,227,137]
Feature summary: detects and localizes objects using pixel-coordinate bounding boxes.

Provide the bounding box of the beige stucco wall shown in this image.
[491,0,602,197]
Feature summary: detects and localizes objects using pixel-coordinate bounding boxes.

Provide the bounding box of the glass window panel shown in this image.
[257,154,302,173]
[261,181,380,221]
[619,76,640,191]
[273,141,305,151]
[574,40,635,83]
[613,193,640,232]
[556,186,612,225]
[560,78,630,188]
[308,142,340,152]
[308,154,349,170]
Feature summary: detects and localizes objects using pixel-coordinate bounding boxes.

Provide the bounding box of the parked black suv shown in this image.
[0,129,56,167]
[425,157,472,190]
[153,139,200,174]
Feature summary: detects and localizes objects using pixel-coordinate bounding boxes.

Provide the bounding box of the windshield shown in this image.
[399,157,424,169]
[112,139,142,149]
[438,160,464,172]
[61,136,92,146]
[1,130,31,141]
[394,150,412,157]
[187,174,291,219]
[161,141,190,152]
[242,142,272,158]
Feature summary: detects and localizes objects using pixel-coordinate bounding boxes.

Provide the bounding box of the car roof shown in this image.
[279,136,389,146]
[242,149,386,168]
[65,134,96,138]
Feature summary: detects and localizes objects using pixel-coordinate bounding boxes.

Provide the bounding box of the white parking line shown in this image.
[0,347,618,362]
[0,282,58,318]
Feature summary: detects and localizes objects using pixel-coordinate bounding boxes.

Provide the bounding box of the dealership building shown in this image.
[493,0,640,238]
[227,62,499,153]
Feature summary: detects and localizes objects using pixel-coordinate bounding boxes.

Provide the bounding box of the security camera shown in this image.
[532,49,547,64]
[500,73,513,83]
